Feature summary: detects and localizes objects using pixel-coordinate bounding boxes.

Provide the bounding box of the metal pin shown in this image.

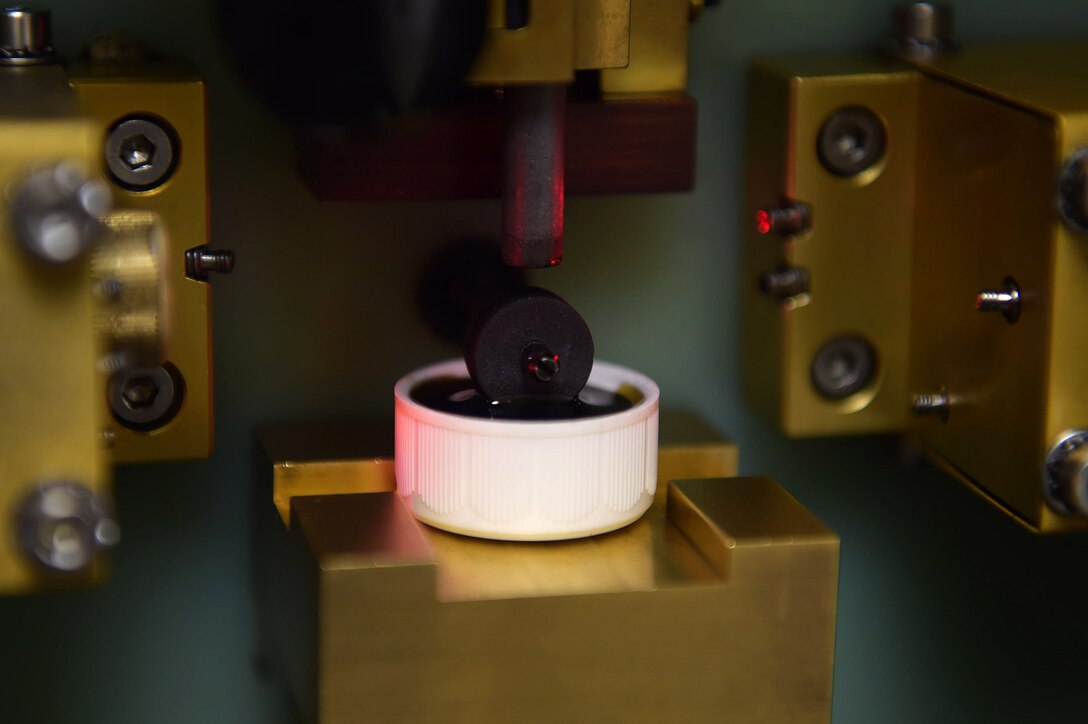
[185,245,235,281]
[759,266,810,300]
[975,277,1020,323]
[754,201,812,237]
[911,388,949,421]
[524,343,560,383]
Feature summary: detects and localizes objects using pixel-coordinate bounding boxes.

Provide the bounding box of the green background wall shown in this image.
[3,1,1088,722]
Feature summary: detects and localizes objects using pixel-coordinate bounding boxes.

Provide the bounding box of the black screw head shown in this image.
[108,364,184,431]
[105,117,176,190]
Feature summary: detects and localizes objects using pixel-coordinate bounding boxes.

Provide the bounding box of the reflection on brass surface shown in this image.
[904,46,1088,532]
[93,210,167,368]
[261,412,737,525]
[71,64,213,462]
[0,67,108,593]
[470,0,630,85]
[601,0,691,94]
[259,478,838,723]
[743,56,917,436]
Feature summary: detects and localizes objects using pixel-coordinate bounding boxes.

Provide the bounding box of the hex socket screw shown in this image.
[105,117,177,191]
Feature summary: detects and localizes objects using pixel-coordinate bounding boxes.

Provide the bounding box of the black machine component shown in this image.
[218,0,488,122]
[417,239,527,346]
[465,288,594,403]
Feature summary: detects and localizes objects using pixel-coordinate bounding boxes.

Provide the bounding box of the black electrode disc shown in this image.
[465,288,594,402]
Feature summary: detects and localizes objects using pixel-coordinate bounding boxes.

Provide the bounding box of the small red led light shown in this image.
[552,354,559,363]
[755,209,773,235]
[548,257,561,267]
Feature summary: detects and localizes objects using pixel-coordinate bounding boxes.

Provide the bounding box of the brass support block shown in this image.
[70,62,213,462]
[256,415,836,722]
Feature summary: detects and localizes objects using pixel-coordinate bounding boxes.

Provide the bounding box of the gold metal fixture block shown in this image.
[744,44,1088,532]
[258,477,838,724]
[600,0,691,94]
[70,63,213,462]
[743,56,917,436]
[470,0,631,85]
[0,66,108,593]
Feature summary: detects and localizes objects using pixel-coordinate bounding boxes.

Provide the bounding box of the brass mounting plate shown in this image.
[743,56,917,436]
[70,63,213,462]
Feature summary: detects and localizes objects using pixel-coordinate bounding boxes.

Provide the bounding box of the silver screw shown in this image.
[105,118,176,190]
[1044,430,1088,517]
[0,6,55,65]
[975,278,1021,323]
[8,162,112,263]
[1058,147,1088,233]
[185,244,235,281]
[888,3,957,59]
[911,388,949,421]
[16,481,119,572]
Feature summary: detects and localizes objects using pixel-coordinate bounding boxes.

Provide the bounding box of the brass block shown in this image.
[260,479,838,723]
[470,0,630,85]
[601,0,691,94]
[743,56,917,436]
[903,44,1088,532]
[744,45,1088,531]
[261,411,737,525]
[0,67,108,593]
[261,421,397,526]
[70,63,213,462]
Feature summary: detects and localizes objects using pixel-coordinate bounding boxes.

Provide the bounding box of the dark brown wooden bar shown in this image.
[297,94,697,202]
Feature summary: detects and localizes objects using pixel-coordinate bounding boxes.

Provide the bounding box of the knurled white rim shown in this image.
[394,359,659,541]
